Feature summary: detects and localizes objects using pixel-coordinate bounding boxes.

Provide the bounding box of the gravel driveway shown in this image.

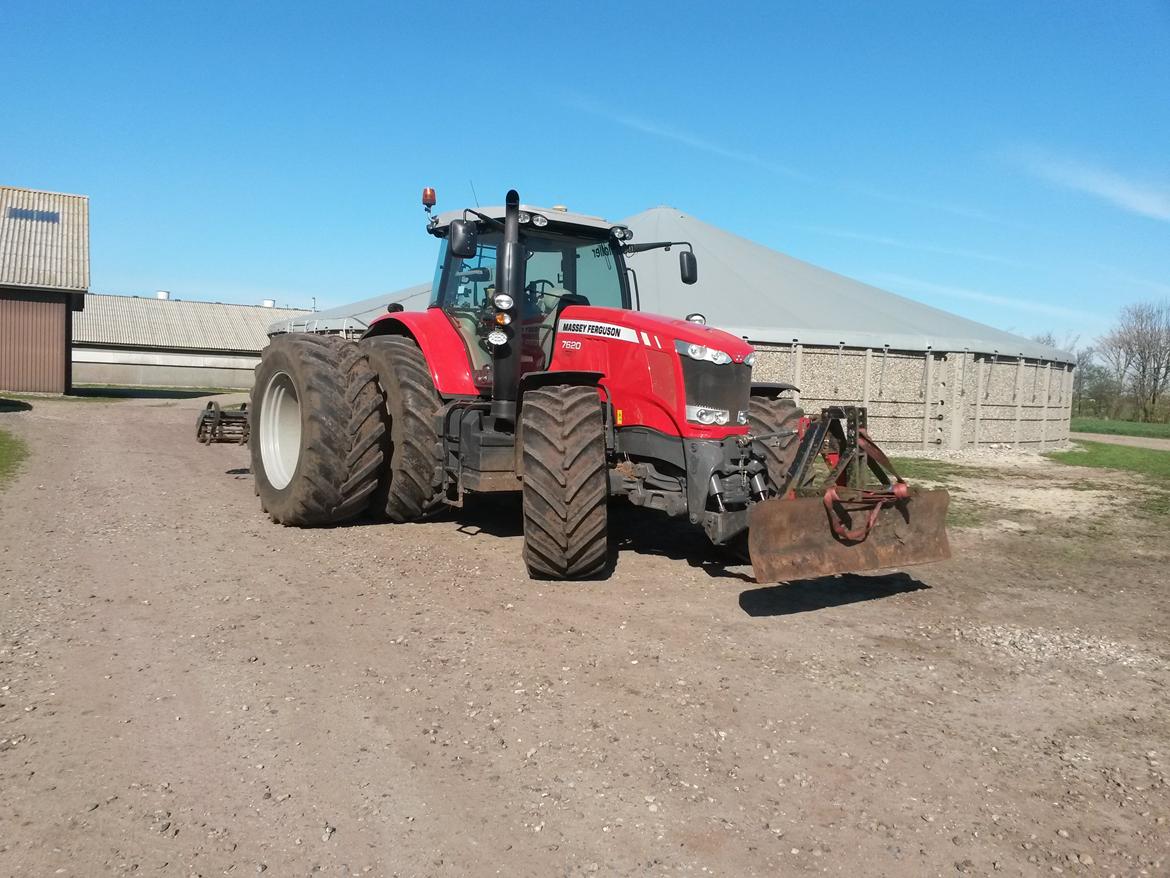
[1,395,1167,876]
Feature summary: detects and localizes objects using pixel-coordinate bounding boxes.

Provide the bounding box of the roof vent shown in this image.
[156,290,170,300]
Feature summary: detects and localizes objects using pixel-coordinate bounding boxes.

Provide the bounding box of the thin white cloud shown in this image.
[568,97,811,182]
[869,272,1104,323]
[843,183,1024,228]
[801,225,1030,269]
[1089,262,1170,296]
[1018,151,1170,222]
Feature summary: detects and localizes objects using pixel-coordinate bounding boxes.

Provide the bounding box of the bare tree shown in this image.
[1095,327,1135,418]
[1121,302,1170,421]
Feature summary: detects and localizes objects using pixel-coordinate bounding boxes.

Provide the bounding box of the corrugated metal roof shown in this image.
[267,284,431,335]
[0,186,89,292]
[75,294,310,353]
[624,207,1074,362]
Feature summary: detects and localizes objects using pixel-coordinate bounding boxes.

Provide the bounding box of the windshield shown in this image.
[431,226,627,382]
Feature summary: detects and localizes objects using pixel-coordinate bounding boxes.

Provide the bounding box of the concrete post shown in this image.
[974,356,984,446]
[1013,356,1024,447]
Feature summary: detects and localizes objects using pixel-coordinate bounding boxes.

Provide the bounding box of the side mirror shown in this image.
[448,220,479,259]
[680,250,698,285]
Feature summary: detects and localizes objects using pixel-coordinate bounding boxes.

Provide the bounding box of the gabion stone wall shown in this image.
[751,344,1074,451]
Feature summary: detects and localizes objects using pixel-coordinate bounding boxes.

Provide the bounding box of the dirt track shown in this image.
[1,395,1168,877]
[1072,432,1170,452]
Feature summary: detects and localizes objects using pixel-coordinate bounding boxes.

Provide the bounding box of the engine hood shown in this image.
[560,306,755,363]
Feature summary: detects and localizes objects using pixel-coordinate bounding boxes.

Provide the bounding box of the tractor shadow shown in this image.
[737,572,929,617]
[412,496,932,614]
[0,398,34,413]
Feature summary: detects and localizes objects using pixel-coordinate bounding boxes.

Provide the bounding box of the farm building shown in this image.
[0,186,89,393]
[268,206,1076,451]
[625,208,1075,450]
[74,294,309,389]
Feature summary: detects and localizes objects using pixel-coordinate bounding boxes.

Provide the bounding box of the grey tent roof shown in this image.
[623,207,1073,363]
[267,283,431,335]
[266,207,1072,364]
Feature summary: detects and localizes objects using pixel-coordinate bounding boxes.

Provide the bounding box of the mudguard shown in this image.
[364,310,478,396]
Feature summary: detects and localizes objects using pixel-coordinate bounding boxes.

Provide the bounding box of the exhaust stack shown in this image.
[491,189,523,424]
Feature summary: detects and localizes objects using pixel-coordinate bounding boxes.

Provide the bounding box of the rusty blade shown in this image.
[747,489,950,583]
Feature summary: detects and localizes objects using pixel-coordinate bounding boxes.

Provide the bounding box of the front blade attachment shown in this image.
[748,489,950,584]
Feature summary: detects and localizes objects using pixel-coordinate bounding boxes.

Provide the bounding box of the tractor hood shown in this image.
[561,306,755,363]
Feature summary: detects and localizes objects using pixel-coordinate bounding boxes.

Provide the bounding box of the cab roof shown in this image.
[431,204,619,235]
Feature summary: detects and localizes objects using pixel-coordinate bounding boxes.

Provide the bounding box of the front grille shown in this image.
[680,359,751,423]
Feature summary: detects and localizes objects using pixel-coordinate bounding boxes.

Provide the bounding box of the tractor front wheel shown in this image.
[251,335,385,526]
[519,386,609,580]
[748,395,805,493]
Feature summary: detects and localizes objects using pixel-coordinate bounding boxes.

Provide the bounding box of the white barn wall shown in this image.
[752,345,1072,450]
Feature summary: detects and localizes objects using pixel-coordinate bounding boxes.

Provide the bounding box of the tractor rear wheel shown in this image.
[749,395,805,493]
[359,335,443,522]
[520,386,609,580]
[251,334,385,526]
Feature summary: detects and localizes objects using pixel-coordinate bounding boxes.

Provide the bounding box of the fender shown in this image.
[364,309,479,396]
[750,382,800,398]
[518,369,605,395]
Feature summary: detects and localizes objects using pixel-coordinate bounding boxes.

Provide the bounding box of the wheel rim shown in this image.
[260,371,301,490]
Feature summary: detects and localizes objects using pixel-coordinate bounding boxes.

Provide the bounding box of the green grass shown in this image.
[887,457,993,528]
[1070,417,1170,439]
[1047,440,1170,516]
[0,428,28,489]
[888,457,991,484]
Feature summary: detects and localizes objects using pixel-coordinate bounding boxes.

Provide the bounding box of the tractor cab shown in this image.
[426,206,631,389]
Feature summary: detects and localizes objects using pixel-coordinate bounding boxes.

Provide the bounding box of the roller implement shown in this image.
[250,189,949,582]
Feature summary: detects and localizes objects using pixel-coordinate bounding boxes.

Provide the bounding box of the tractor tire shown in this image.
[520,386,609,580]
[749,395,805,493]
[250,334,385,526]
[359,335,444,522]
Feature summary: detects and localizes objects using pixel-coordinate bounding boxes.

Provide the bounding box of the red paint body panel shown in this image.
[365,309,478,396]
[368,304,757,441]
[550,306,754,441]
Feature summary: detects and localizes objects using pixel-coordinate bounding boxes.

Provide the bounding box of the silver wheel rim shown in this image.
[260,371,301,490]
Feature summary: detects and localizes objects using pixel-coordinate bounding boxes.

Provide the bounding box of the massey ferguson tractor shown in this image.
[250,189,949,582]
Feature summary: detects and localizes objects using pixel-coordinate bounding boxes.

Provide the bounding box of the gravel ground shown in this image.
[1,395,1168,877]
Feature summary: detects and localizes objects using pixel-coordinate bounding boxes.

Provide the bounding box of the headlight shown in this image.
[493,293,514,310]
[686,405,730,426]
[517,211,531,224]
[531,214,548,227]
[676,340,732,365]
[487,329,508,346]
[744,352,756,367]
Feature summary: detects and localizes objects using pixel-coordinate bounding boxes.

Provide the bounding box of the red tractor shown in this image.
[251,189,949,582]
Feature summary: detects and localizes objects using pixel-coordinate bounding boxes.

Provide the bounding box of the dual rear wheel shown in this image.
[251,337,610,580]
[251,334,441,527]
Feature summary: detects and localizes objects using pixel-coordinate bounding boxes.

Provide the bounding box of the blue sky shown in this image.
[4,1,1168,343]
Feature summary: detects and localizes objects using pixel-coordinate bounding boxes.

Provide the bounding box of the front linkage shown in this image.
[748,405,951,583]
